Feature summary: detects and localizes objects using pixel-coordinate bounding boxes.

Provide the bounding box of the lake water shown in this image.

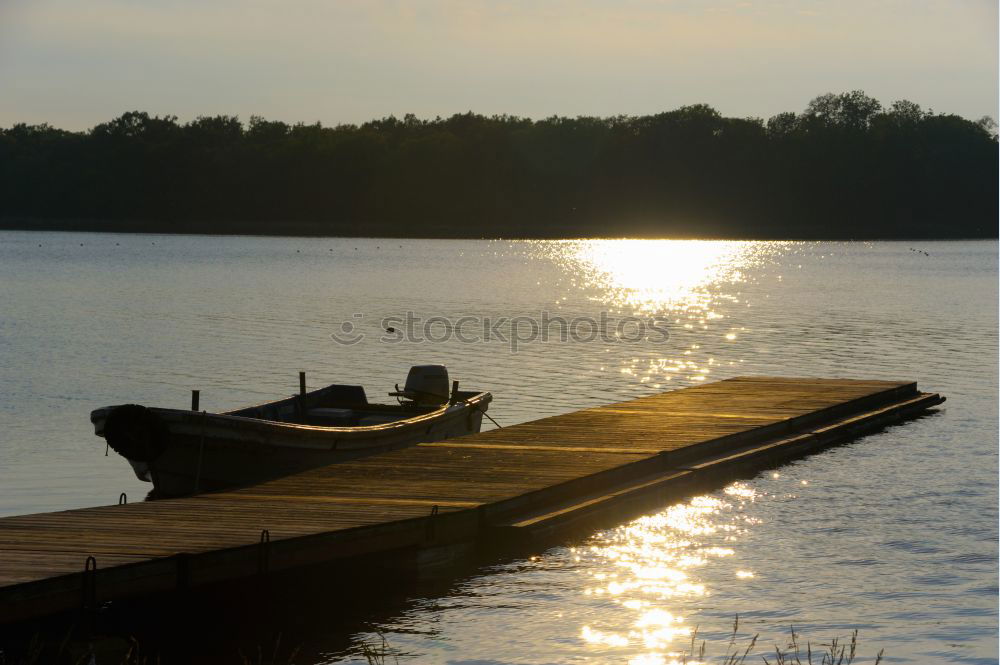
[0,233,996,664]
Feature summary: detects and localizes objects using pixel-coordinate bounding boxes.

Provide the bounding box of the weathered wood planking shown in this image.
[0,377,943,623]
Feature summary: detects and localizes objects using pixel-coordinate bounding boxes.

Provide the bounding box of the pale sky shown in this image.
[1,0,996,130]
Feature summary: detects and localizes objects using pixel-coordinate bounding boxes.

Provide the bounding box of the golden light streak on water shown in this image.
[577,481,763,663]
[546,239,785,313]
[533,239,788,387]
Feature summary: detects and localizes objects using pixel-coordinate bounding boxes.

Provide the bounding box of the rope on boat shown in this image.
[396,384,503,429]
[469,401,502,429]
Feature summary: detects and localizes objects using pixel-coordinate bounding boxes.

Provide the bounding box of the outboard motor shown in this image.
[390,365,451,406]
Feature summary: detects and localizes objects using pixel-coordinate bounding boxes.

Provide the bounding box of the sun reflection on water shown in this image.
[577,482,761,663]
[521,240,789,660]
[542,239,785,313]
[530,239,789,387]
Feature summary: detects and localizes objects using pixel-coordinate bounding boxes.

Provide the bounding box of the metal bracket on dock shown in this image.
[118,492,127,505]
[425,505,439,541]
[81,556,97,613]
[257,529,271,574]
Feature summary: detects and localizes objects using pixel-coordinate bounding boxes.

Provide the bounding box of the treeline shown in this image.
[1,91,996,238]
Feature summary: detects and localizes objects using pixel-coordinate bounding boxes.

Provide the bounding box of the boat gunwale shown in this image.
[91,390,492,437]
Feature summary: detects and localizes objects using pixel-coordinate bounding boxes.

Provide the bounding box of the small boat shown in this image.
[91,365,492,497]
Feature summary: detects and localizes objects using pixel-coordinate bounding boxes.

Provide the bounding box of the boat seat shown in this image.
[314,385,368,408]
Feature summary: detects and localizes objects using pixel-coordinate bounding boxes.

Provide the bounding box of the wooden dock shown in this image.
[0,377,944,624]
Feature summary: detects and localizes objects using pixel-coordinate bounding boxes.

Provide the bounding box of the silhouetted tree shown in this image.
[0,92,995,238]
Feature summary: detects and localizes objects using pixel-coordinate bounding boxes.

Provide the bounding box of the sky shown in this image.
[0,0,996,130]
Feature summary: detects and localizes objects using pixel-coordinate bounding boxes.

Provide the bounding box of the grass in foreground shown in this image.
[675,615,884,665]
[356,616,885,665]
[0,617,885,664]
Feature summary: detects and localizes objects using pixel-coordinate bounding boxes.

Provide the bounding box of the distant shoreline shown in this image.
[1,217,995,241]
[4,94,996,243]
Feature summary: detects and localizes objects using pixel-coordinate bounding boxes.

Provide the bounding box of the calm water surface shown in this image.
[0,234,996,664]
